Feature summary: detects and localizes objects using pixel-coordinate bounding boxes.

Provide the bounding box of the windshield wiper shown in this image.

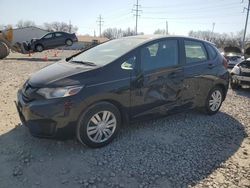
[70,60,96,66]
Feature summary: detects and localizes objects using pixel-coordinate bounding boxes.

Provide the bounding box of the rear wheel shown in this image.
[76,102,121,148]
[204,87,223,115]
[65,39,73,46]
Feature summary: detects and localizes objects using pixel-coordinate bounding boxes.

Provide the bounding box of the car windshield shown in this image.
[70,38,146,66]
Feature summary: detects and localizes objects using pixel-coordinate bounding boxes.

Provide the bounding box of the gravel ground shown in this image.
[0,51,249,188]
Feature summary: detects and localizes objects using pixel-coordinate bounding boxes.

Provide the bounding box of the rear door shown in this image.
[130,38,184,120]
[181,39,219,107]
[53,32,66,46]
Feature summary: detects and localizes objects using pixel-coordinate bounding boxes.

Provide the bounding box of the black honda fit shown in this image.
[16,35,229,148]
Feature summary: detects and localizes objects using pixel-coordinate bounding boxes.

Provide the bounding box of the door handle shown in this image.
[169,72,177,78]
[208,63,216,69]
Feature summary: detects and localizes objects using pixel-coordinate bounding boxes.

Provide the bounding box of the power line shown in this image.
[97,15,104,37]
[132,0,142,34]
[142,1,240,10]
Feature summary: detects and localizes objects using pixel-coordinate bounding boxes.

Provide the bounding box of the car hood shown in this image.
[28,59,99,88]
[31,38,39,42]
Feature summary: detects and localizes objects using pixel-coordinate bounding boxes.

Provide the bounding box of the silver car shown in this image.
[230,58,250,89]
[225,54,244,68]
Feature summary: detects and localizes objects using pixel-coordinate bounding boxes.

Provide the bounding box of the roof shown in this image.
[122,35,215,44]
[77,35,109,43]
[12,26,49,32]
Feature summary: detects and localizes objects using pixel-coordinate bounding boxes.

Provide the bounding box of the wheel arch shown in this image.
[35,43,44,51]
[214,83,227,101]
[77,98,129,127]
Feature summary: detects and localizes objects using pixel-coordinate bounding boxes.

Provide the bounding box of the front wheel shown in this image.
[203,87,223,115]
[35,44,44,52]
[76,102,121,148]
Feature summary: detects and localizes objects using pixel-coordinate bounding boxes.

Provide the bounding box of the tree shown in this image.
[102,27,138,39]
[43,22,78,33]
[122,28,136,37]
[154,29,166,35]
[102,28,123,39]
[16,20,36,28]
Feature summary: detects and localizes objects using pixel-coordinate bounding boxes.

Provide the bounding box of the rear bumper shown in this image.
[16,90,77,139]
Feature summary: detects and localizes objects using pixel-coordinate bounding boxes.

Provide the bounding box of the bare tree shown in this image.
[188,29,250,51]
[102,27,137,39]
[16,20,36,28]
[102,28,122,39]
[43,22,78,33]
[154,29,165,35]
[122,28,136,37]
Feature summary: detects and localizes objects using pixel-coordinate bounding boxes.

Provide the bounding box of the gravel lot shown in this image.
[0,51,249,188]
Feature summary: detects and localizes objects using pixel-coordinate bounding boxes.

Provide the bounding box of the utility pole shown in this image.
[97,15,104,37]
[166,21,168,35]
[211,22,215,41]
[69,20,72,33]
[242,0,250,54]
[132,0,142,35]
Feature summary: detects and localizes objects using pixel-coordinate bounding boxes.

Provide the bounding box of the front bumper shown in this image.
[16,89,78,139]
[232,75,250,85]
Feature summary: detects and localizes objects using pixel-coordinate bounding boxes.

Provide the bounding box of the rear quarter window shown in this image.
[205,43,218,60]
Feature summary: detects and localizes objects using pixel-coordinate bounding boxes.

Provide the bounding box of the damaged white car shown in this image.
[230,58,250,89]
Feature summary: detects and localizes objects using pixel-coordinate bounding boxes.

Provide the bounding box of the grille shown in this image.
[241,71,250,77]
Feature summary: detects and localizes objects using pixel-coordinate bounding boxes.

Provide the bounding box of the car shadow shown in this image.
[0,111,247,187]
[5,57,61,62]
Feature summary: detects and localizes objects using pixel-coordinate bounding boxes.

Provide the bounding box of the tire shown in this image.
[35,44,44,52]
[0,41,10,59]
[230,82,240,90]
[76,102,121,148]
[203,86,223,115]
[65,39,73,46]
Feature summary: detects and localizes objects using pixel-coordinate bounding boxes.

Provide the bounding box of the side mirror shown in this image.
[121,56,136,70]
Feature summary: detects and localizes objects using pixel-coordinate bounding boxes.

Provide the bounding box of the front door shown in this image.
[42,33,55,48]
[130,38,184,120]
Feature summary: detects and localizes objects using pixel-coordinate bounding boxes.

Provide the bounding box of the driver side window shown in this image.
[43,34,53,39]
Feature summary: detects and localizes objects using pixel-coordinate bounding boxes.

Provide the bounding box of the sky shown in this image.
[0,0,248,36]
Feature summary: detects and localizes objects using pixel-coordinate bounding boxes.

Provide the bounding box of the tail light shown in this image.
[222,56,228,68]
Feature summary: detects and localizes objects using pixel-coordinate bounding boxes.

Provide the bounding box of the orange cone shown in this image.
[43,53,48,61]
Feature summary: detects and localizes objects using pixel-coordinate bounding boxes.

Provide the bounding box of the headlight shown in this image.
[37,86,83,99]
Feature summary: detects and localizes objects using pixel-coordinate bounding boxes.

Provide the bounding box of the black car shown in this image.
[230,58,250,89]
[30,31,78,52]
[16,35,229,148]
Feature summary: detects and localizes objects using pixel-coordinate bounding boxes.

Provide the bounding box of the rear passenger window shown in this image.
[141,40,178,71]
[184,40,207,63]
[55,33,63,37]
[206,44,217,60]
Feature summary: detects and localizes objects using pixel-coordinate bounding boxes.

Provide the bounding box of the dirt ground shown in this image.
[0,51,249,188]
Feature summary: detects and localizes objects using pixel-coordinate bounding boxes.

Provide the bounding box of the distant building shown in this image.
[2,26,49,45]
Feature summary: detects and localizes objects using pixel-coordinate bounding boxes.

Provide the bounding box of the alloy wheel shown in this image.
[86,111,117,143]
[209,90,222,111]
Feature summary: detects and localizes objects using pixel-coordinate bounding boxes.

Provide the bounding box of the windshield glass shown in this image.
[71,37,146,65]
